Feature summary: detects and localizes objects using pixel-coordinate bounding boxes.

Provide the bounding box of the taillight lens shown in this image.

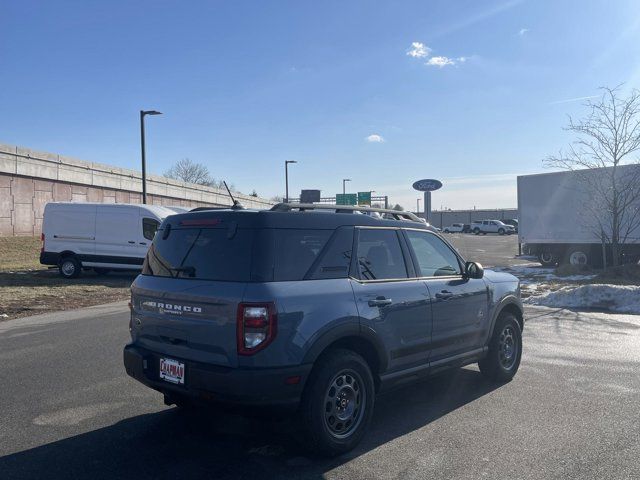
[237,303,277,355]
[40,233,45,253]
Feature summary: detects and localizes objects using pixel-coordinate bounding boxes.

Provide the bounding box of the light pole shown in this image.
[285,160,297,203]
[342,178,351,195]
[416,198,421,214]
[140,110,162,204]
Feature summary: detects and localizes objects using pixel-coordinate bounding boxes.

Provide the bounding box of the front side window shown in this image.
[356,229,408,280]
[405,230,462,277]
[142,218,160,240]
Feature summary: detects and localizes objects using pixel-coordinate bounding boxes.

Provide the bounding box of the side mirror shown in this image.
[464,261,484,279]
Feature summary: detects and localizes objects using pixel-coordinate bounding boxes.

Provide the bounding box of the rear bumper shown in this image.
[40,251,59,266]
[123,344,312,408]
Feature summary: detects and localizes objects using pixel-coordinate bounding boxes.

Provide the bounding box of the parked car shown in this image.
[443,223,464,233]
[40,202,174,278]
[124,203,523,456]
[503,219,518,233]
[471,220,516,235]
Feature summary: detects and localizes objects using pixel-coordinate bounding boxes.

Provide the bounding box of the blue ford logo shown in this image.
[412,179,443,191]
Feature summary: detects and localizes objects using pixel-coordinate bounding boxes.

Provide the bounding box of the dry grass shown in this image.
[0,236,132,320]
[0,236,44,271]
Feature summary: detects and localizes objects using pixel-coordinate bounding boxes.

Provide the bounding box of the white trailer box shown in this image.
[518,165,640,266]
[41,202,175,278]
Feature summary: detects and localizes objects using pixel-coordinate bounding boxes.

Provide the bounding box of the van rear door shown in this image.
[44,203,96,256]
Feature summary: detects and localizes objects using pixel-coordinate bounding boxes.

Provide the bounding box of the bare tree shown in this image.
[164,158,212,185]
[545,86,640,266]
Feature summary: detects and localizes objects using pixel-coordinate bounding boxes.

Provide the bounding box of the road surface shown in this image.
[1,301,638,479]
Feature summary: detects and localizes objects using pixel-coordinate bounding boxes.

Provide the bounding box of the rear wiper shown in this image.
[170,266,196,278]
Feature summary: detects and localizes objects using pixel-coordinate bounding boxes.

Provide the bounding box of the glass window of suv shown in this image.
[357,229,408,280]
[273,229,333,281]
[405,230,462,277]
[142,218,160,240]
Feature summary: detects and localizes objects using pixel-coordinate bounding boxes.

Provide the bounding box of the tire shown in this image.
[94,268,111,276]
[478,312,522,382]
[564,248,589,266]
[538,252,557,267]
[444,229,450,233]
[59,256,82,279]
[498,228,505,235]
[301,349,375,456]
[473,227,480,235]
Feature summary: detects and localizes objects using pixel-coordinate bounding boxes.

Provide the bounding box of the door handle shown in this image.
[368,296,392,307]
[139,242,147,245]
[435,290,454,300]
[128,241,136,244]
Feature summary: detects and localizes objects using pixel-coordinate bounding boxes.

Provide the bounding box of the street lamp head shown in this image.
[142,110,163,116]
[343,178,351,182]
[286,160,297,165]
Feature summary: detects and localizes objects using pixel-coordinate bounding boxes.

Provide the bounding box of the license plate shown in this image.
[159,357,185,385]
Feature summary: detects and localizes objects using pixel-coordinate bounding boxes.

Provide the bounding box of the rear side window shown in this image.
[272,229,332,281]
[356,229,408,280]
[142,227,253,281]
[142,218,160,240]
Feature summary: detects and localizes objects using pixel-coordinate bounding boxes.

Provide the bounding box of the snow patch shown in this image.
[525,284,640,314]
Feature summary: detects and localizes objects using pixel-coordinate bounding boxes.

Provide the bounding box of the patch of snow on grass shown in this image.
[525,284,640,314]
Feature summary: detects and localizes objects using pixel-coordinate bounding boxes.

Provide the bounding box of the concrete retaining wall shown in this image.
[0,142,274,236]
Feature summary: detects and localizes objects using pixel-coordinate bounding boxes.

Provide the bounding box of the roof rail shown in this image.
[270,202,423,222]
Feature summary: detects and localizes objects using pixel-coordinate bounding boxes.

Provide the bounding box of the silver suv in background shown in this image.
[471,220,516,235]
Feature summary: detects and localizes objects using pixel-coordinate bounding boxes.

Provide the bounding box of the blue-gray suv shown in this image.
[124,203,523,455]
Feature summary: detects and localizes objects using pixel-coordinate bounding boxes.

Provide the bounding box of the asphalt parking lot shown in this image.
[445,232,523,268]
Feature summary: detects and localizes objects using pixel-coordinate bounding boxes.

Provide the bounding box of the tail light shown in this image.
[40,233,45,253]
[237,303,277,355]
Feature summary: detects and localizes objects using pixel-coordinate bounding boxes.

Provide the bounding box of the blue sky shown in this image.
[2,0,640,210]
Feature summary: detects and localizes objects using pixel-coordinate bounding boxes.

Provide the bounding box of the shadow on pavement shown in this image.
[0,368,502,480]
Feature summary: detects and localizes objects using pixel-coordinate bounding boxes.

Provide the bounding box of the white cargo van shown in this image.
[40,202,175,278]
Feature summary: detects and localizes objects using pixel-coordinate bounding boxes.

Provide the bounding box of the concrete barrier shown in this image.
[0,142,274,236]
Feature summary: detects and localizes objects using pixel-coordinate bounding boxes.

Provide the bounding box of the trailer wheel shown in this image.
[565,249,589,266]
[538,252,558,267]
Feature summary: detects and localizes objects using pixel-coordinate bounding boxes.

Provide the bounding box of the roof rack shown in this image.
[270,202,423,222]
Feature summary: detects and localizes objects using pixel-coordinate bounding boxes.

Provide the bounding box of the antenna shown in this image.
[223,181,245,210]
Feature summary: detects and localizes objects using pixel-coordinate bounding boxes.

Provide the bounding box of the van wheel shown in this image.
[94,268,111,276]
[301,349,374,457]
[498,228,505,235]
[444,229,450,233]
[473,228,480,235]
[59,256,81,279]
[479,312,522,382]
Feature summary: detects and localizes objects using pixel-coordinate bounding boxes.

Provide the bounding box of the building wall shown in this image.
[417,208,519,228]
[0,143,274,236]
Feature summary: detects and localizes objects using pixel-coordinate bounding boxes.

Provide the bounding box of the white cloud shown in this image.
[406,42,431,58]
[426,56,456,67]
[407,42,467,68]
[518,28,529,36]
[365,134,384,143]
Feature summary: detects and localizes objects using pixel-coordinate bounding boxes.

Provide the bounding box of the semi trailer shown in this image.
[518,166,640,267]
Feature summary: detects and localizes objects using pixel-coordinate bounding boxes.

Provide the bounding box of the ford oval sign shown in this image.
[412,179,443,192]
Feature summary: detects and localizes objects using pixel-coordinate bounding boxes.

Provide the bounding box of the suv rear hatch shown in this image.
[131,215,253,368]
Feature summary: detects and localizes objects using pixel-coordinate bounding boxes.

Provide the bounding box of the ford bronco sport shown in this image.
[124,203,523,456]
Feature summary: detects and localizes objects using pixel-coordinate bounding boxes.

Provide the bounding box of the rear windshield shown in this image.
[142,228,253,281]
[142,226,353,282]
